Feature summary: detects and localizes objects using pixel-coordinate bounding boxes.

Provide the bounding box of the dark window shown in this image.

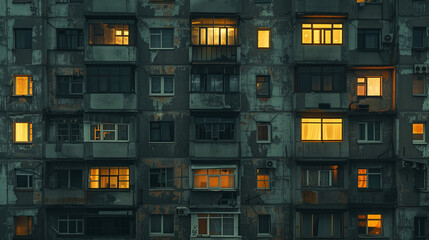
[358,168,381,189]
[87,66,134,93]
[150,121,174,142]
[257,76,270,97]
[57,122,82,143]
[358,29,380,50]
[358,122,381,142]
[58,215,83,235]
[150,215,174,234]
[413,75,426,96]
[16,171,33,189]
[15,29,32,49]
[58,169,82,188]
[195,117,235,141]
[415,170,426,190]
[191,66,239,93]
[415,217,426,237]
[150,168,174,189]
[89,23,133,45]
[257,122,270,143]
[150,76,174,95]
[57,76,83,96]
[150,28,174,49]
[258,215,271,235]
[86,217,132,236]
[302,213,343,237]
[413,27,426,48]
[296,66,345,92]
[302,165,342,187]
[57,29,83,49]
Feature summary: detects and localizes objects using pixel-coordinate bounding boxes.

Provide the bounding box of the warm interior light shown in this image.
[367,77,381,96]
[14,123,30,142]
[414,123,424,134]
[15,216,31,236]
[258,30,270,48]
[15,76,30,96]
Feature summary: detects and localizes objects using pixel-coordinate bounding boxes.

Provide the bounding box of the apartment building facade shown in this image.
[0,0,428,239]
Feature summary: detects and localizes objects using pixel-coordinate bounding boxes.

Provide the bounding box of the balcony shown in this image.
[84,46,136,62]
[295,0,343,13]
[190,141,239,158]
[349,189,397,206]
[87,190,134,206]
[45,143,84,159]
[191,46,240,63]
[190,0,239,13]
[190,93,240,110]
[84,0,136,14]
[44,188,85,205]
[85,142,137,159]
[48,50,84,66]
[296,189,348,205]
[295,141,349,158]
[294,93,348,110]
[83,94,137,111]
[190,191,239,208]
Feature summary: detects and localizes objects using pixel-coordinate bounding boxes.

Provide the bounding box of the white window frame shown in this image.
[357,122,382,143]
[256,122,271,143]
[149,28,174,50]
[195,214,236,236]
[149,75,175,96]
[149,215,174,235]
[56,75,84,96]
[58,215,83,235]
[258,214,271,236]
[413,123,426,144]
[87,123,129,142]
[16,170,33,189]
[318,170,332,186]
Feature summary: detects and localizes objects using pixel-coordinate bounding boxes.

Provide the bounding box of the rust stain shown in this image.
[240,121,248,125]
[259,98,269,103]
[19,98,27,103]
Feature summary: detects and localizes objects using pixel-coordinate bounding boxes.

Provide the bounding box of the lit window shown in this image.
[150,76,174,96]
[358,122,381,142]
[195,117,235,141]
[193,169,235,189]
[14,122,33,143]
[150,168,174,189]
[358,29,380,50]
[415,217,426,237]
[302,166,340,187]
[357,0,382,3]
[150,28,174,49]
[357,77,382,96]
[415,170,426,190]
[57,122,82,143]
[89,167,130,189]
[258,29,270,48]
[257,76,270,97]
[301,118,342,141]
[57,29,83,49]
[89,23,132,45]
[257,122,271,143]
[13,75,33,96]
[15,29,32,49]
[191,66,239,93]
[15,216,32,236]
[57,169,82,189]
[56,76,83,97]
[301,213,343,238]
[413,123,425,144]
[197,214,235,236]
[87,65,134,93]
[192,18,237,46]
[258,215,271,235]
[296,66,346,92]
[358,168,381,189]
[301,24,342,45]
[58,215,83,235]
[150,121,174,142]
[89,123,129,141]
[358,214,382,235]
[413,75,425,96]
[413,27,426,49]
[257,168,269,189]
[16,170,33,189]
[150,215,174,235]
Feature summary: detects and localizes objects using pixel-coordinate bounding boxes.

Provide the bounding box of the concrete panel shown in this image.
[296,0,341,13]
[85,46,136,62]
[302,45,342,62]
[190,0,239,13]
[48,50,84,66]
[191,142,239,158]
[189,93,240,110]
[295,142,348,158]
[90,142,136,158]
[45,143,84,159]
[349,190,396,205]
[300,93,348,109]
[44,189,84,205]
[87,190,134,206]
[88,0,136,13]
[84,94,137,110]
[296,190,348,205]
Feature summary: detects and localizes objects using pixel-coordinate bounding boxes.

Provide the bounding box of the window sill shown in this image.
[257,96,271,98]
[357,141,383,144]
[55,48,84,51]
[149,141,175,144]
[413,141,427,145]
[87,189,132,192]
[149,234,175,237]
[86,140,130,143]
[193,188,237,191]
[150,94,175,97]
[149,48,175,50]
[257,234,272,237]
[357,188,382,192]
[412,47,428,51]
[89,44,134,47]
[257,141,271,144]
[413,94,427,97]
[13,142,33,144]
[56,94,83,98]
[194,140,236,143]
[14,188,34,191]
[149,188,174,191]
[357,49,381,52]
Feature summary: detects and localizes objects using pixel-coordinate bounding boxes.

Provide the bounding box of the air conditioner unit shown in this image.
[414,64,428,74]
[403,161,416,168]
[382,33,393,43]
[265,160,277,168]
[176,207,189,216]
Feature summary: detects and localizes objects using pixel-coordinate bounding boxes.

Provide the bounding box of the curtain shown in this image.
[367,77,381,96]
[302,121,321,140]
[322,119,342,141]
[209,218,221,235]
[316,214,331,237]
[151,77,161,93]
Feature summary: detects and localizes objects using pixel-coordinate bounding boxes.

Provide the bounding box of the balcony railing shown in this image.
[191,46,238,62]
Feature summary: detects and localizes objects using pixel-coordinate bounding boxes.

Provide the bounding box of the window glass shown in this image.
[301,24,342,45]
[413,123,425,142]
[258,215,270,234]
[150,121,174,142]
[14,75,33,96]
[193,168,234,189]
[358,214,382,235]
[14,122,32,143]
[413,75,425,96]
[301,118,342,141]
[257,168,269,189]
[89,23,132,45]
[358,168,381,189]
[413,27,425,48]
[192,18,238,46]
[296,66,345,92]
[89,167,129,189]
[86,217,131,236]
[358,122,381,142]
[357,77,381,96]
[257,76,270,97]
[57,29,83,49]
[150,168,174,188]
[258,29,270,48]
[58,215,83,234]
[301,214,343,237]
[87,66,134,93]
[257,123,270,143]
[15,29,32,49]
[191,67,239,93]
[15,216,32,236]
[358,29,380,50]
[195,117,234,141]
[150,28,174,49]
